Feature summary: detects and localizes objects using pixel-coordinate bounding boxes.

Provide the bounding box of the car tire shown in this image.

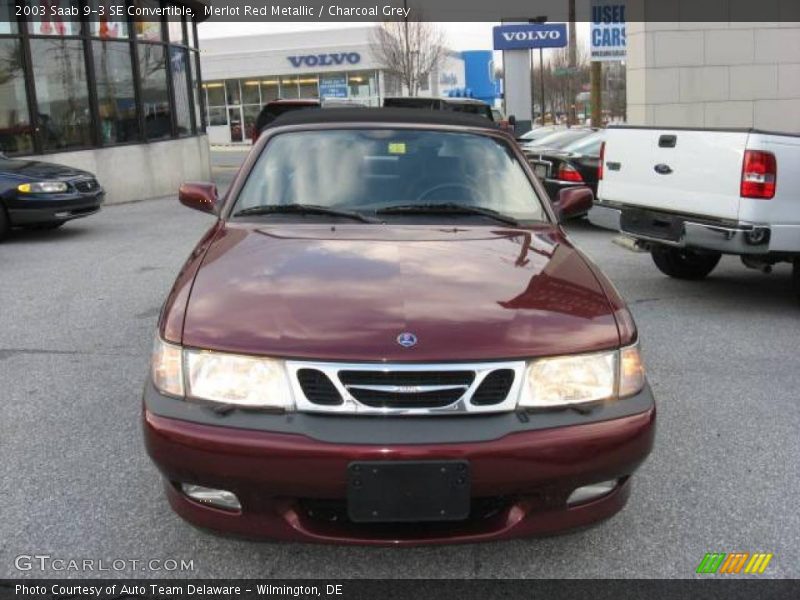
[651,247,721,280]
[793,258,800,303]
[0,205,10,242]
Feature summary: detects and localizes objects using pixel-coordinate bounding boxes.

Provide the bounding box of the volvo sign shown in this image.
[287,52,361,68]
[492,23,568,51]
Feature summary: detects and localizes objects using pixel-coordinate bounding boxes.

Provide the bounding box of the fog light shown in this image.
[566,480,617,506]
[181,483,241,511]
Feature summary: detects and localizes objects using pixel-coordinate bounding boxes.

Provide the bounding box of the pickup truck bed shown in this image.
[590,126,800,295]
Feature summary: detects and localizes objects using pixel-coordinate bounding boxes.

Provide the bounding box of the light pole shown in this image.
[531,16,547,125]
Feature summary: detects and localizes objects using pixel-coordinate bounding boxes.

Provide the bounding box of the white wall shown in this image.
[40,136,211,204]
[627,21,800,132]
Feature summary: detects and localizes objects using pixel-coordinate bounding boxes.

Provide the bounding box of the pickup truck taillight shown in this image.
[741,150,776,199]
[557,163,584,182]
[598,141,605,180]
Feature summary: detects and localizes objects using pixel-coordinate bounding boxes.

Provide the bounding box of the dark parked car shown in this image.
[251,99,321,143]
[384,96,494,119]
[0,153,104,241]
[526,131,604,205]
[144,108,655,545]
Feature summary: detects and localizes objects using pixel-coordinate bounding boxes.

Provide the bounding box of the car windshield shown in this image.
[234,128,547,222]
[561,132,604,156]
[526,129,593,149]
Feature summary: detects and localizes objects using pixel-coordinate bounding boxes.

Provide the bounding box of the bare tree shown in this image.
[370,20,446,97]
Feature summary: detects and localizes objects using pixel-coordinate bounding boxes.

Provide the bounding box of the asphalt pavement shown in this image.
[1,148,797,579]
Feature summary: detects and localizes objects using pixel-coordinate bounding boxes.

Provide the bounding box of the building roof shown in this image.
[268,107,500,130]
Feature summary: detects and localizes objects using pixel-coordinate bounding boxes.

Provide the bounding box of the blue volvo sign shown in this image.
[493,24,568,51]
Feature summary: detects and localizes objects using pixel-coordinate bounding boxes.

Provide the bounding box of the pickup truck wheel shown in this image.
[651,247,721,280]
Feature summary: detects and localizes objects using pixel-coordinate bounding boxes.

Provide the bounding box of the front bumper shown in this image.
[6,190,105,225]
[589,203,773,255]
[143,383,656,545]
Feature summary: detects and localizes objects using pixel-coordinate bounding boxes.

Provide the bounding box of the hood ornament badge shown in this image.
[396,332,418,348]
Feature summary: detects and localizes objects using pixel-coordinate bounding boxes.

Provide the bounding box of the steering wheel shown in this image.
[415,181,487,204]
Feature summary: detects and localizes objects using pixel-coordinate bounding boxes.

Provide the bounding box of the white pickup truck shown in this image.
[590,126,800,298]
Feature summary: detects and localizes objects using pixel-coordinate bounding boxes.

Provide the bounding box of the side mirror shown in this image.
[555,186,594,220]
[508,114,516,126]
[179,182,219,215]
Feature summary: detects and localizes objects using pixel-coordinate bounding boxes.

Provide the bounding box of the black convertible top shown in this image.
[268,107,501,131]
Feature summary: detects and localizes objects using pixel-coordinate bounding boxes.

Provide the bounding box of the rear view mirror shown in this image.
[555,186,594,220]
[179,182,219,215]
[508,115,516,126]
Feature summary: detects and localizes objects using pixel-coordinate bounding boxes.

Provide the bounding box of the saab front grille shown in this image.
[287,360,526,416]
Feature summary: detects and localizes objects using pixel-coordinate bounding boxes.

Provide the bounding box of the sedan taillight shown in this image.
[741,150,776,199]
[557,163,584,183]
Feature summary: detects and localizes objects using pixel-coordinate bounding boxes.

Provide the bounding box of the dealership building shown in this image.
[0,0,210,203]
[200,27,499,144]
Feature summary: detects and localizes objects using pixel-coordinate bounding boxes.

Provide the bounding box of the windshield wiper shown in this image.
[233,203,380,224]
[376,203,519,226]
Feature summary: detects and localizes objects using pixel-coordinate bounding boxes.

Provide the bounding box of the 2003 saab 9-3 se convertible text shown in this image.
[143,109,655,545]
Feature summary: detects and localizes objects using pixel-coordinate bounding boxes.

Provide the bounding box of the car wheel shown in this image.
[651,247,721,280]
[0,205,10,242]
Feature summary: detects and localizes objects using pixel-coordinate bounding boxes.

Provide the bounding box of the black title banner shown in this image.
[10,0,800,23]
[2,580,800,600]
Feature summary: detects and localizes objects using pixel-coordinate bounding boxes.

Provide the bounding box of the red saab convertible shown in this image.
[144,109,655,545]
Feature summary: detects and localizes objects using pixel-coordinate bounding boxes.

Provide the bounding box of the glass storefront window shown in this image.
[348,70,377,98]
[93,40,138,144]
[137,43,171,139]
[242,104,260,141]
[241,79,260,105]
[134,1,163,42]
[27,0,82,36]
[191,52,203,131]
[88,0,129,38]
[280,77,299,99]
[298,76,319,99]
[1,0,18,34]
[187,19,196,49]
[207,106,226,126]
[0,39,33,154]
[29,38,92,150]
[225,79,240,105]
[261,79,279,102]
[204,81,225,106]
[170,46,192,135]
[167,15,184,45]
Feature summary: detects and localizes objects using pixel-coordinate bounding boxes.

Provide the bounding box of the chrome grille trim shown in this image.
[286,360,526,415]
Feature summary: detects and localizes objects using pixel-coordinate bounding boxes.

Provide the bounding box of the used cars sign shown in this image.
[492,23,568,51]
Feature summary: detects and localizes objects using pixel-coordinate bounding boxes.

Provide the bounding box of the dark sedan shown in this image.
[524,131,603,211]
[0,153,104,240]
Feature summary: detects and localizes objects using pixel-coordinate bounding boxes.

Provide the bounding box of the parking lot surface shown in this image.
[1,150,798,578]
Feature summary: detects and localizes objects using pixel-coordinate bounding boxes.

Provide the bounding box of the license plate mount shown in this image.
[347,460,471,523]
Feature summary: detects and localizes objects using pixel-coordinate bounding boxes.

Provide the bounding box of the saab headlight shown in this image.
[519,343,645,409]
[18,181,69,193]
[184,348,292,409]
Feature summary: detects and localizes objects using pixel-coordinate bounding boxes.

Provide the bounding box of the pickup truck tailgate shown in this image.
[599,128,749,221]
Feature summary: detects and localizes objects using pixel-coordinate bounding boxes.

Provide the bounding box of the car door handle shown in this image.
[654,164,673,175]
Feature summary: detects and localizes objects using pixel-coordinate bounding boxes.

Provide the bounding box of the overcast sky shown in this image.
[198,21,591,53]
